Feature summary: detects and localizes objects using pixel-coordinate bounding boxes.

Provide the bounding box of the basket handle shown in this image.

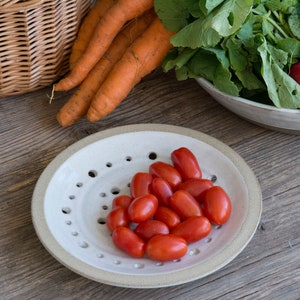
[0,0,44,13]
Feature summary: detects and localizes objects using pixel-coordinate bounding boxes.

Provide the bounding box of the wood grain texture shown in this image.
[0,69,299,300]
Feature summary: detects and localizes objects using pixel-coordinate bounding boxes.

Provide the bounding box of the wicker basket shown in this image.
[0,0,92,98]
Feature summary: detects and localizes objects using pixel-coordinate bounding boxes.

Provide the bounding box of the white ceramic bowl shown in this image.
[196,78,300,134]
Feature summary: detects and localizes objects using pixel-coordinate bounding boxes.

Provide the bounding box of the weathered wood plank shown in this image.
[0,69,299,300]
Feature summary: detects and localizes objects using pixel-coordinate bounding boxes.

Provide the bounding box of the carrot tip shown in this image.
[56,113,70,127]
[86,108,100,123]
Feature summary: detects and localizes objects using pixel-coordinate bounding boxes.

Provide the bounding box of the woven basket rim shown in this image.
[0,0,44,12]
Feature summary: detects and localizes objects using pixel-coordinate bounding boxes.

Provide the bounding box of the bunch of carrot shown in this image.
[53,0,174,126]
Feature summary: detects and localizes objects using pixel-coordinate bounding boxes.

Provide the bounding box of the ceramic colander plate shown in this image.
[32,124,262,288]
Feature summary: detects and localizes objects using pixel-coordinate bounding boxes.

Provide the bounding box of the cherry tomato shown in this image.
[179,179,214,202]
[130,172,153,198]
[127,194,158,223]
[203,186,232,225]
[153,206,181,229]
[106,206,129,232]
[150,177,173,206]
[112,226,146,258]
[171,216,211,244]
[171,147,202,181]
[169,190,204,220]
[112,194,132,209]
[146,234,187,262]
[149,161,182,190]
[135,220,169,241]
[289,61,300,84]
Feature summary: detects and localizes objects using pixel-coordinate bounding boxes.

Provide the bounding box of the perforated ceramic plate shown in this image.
[32,124,262,288]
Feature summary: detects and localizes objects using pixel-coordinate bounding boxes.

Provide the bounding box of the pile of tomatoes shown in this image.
[105,147,232,262]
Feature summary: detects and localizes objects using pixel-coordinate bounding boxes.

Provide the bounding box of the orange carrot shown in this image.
[56,9,155,127]
[54,0,154,92]
[86,17,174,123]
[69,0,116,70]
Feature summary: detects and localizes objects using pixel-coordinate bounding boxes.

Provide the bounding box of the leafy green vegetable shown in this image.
[288,2,300,39]
[154,0,300,108]
[199,0,225,15]
[258,38,300,108]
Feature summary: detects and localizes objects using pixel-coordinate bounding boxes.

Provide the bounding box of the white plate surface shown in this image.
[32,124,262,288]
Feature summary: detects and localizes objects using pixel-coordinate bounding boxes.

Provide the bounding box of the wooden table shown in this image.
[1,69,299,299]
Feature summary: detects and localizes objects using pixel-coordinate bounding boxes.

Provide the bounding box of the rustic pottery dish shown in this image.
[32,124,262,288]
[196,78,300,134]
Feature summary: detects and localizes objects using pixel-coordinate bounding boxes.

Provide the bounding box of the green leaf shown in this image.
[235,69,265,91]
[264,0,298,13]
[265,43,289,69]
[161,48,198,72]
[206,47,240,95]
[258,39,300,108]
[162,49,181,72]
[187,1,203,18]
[225,38,248,71]
[213,64,240,96]
[209,0,253,37]
[188,47,240,95]
[175,65,197,80]
[288,3,300,39]
[188,49,220,81]
[277,38,300,59]
[154,0,197,32]
[199,0,226,15]
[170,0,253,48]
[170,18,221,48]
[268,64,300,108]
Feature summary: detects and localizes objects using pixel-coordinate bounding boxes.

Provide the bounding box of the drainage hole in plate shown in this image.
[111,187,120,195]
[208,174,217,183]
[62,207,71,214]
[88,170,98,178]
[97,217,106,225]
[205,237,212,243]
[148,152,157,160]
[102,205,109,210]
[79,241,89,248]
[189,248,200,255]
[133,263,144,269]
